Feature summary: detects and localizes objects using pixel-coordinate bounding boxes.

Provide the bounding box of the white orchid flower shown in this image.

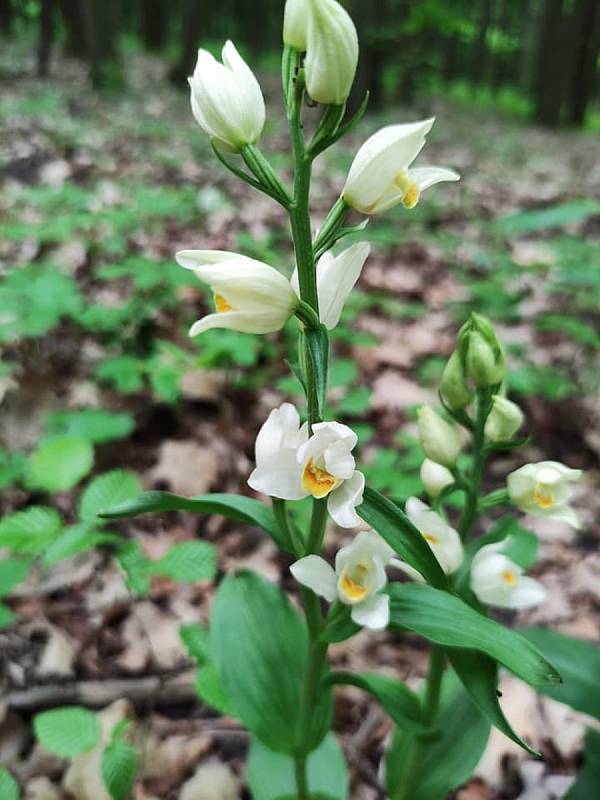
[484,395,524,443]
[291,531,394,630]
[343,119,459,215]
[291,242,370,330]
[417,406,462,469]
[391,497,463,581]
[470,539,546,609]
[304,0,358,106]
[507,461,582,528]
[176,250,298,336]
[189,41,265,151]
[420,459,454,498]
[283,0,309,50]
[248,405,365,528]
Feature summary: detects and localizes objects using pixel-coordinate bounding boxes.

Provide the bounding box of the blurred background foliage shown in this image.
[1,0,599,128]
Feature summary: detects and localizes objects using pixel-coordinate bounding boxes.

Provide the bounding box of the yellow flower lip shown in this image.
[214,293,235,313]
[301,458,340,498]
[533,485,554,509]
[423,532,440,545]
[340,571,368,602]
[502,569,518,587]
[402,182,420,209]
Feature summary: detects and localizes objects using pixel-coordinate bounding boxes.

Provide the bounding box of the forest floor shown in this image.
[0,45,599,800]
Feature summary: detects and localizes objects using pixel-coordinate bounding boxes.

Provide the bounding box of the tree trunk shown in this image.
[37,0,55,78]
[59,0,86,58]
[565,0,600,126]
[141,0,168,51]
[79,0,124,90]
[0,0,13,34]
[472,0,494,85]
[534,0,567,126]
[518,0,541,93]
[170,0,205,86]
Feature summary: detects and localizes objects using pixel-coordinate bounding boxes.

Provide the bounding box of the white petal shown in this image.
[290,556,337,602]
[324,439,356,480]
[409,166,460,192]
[389,558,426,583]
[189,309,288,336]
[248,451,306,500]
[508,577,547,608]
[327,471,365,528]
[176,249,250,270]
[316,243,370,329]
[255,403,302,463]
[351,594,389,630]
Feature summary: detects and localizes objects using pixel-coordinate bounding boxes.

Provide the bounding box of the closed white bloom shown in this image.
[507,461,582,528]
[305,0,359,105]
[343,119,459,215]
[248,408,365,528]
[290,531,394,630]
[470,539,546,609]
[417,406,462,468]
[176,250,298,336]
[283,0,309,50]
[404,497,463,575]
[189,41,265,150]
[420,459,454,498]
[291,242,370,330]
[484,395,524,443]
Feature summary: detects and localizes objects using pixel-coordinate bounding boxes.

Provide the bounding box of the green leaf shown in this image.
[43,525,118,567]
[45,409,135,444]
[195,663,234,715]
[0,603,16,629]
[321,602,360,643]
[0,767,20,800]
[116,542,151,596]
[305,324,329,416]
[565,728,600,800]
[102,739,138,800]
[149,541,217,583]
[0,506,63,554]
[180,623,210,663]
[27,436,94,493]
[328,672,423,731]
[520,628,600,719]
[210,571,332,754]
[387,583,561,689]
[34,707,101,757]
[0,559,30,597]
[447,649,538,754]
[358,487,448,589]
[79,470,143,524]
[100,491,283,548]
[384,671,490,800]
[247,734,348,800]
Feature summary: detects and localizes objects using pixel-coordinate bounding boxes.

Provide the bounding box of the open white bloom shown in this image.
[176,250,298,336]
[291,243,370,330]
[343,119,459,215]
[248,406,364,528]
[283,0,309,50]
[507,461,582,528]
[305,0,358,105]
[420,459,454,498]
[400,497,463,577]
[189,41,265,151]
[291,531,394,630]
[470,539,546,609]
[417,406,462,469]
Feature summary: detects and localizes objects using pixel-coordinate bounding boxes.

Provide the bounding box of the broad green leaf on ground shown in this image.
[0,506,63,554]
[148,541,217,583]
[0,767,20,800]
[387,583,561,689]
[0,559,30,596]
[27,436,94,493]
[494,200,600,236]
[520,628,600,719]
[447,649,538,754]
[384,671,490,800]
[42,525,119,567]
[328,672,423,731]
[359,487,448,589]
[34,707,101,757]
[180,623,210,663]
[211,571,332,754]
[247,734,348,800]
[79,470,143,523]
[102,739,139,800]
[100,491,283,548]
[565,728,600,800]
[116,542,151,596]
[45,409,135,444]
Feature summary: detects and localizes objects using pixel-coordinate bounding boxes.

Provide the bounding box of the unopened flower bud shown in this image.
[420,459,454,498]
[440,351,472,410]
[305,0,358,106]
[417,406,462,468]
[283,0,309,51]
[458,313,505,388]
[484,395,524,443]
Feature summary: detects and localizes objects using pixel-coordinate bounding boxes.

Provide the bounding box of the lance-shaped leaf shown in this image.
[327,672,423,731]
[358,487,448,590]
[447,649,539,754]
[100,491,283,548]
[305,324,329,418]
[387,583,561,690]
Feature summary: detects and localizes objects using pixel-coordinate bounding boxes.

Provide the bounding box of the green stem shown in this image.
[458,389,492,539]
[272,497,303,556]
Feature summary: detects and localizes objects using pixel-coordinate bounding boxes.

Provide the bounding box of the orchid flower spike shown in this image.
[343,119,459,215]
[470,538,546,609]
[305,0,359,106]
[176,250,298,336]
[291,242,370,330]
[248,404,365,528]
[507,461,582,528]
[392,497,463,581]
[291,531,394,630]
[189,41,265,151]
